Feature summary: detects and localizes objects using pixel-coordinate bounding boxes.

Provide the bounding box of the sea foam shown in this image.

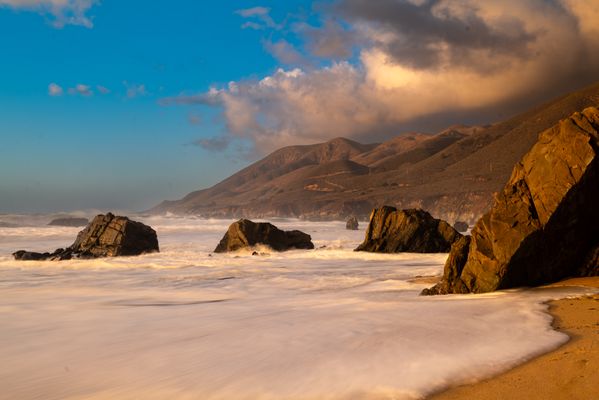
[0,215,594,399]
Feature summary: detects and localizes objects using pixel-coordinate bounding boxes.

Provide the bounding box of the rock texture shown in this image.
[13,213,159,261]
[214,219,314,253]
[355,207,462,253]
[48,217,89,227]
[346,216,359,230]
[424,107,599,295]
[453,221,468,232]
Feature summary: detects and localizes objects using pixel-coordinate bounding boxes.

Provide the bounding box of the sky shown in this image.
[1,0,598,213]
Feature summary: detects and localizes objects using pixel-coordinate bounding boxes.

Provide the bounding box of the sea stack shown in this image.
[355,207,461,253]
[346,216,359,230]
[214,219,314,252]
[423,107,599,295]
[13,213,159,260]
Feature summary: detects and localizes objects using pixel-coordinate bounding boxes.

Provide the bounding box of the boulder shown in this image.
[355,207,462,253]
[13,213,159,260]
[48,217,89,227]
[214,219,314,253]
[453,221,468,233]
[424,107,599,295]
[346,216,359,230]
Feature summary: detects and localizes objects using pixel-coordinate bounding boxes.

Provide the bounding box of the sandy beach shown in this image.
[429,277,599,400]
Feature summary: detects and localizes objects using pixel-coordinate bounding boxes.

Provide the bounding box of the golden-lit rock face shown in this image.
[425,107,599,295]
[355,206,461,253]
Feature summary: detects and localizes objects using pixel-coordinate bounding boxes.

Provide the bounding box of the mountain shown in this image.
[151,81,599,224]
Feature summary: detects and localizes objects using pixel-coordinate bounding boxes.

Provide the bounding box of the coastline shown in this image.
[428,277,599,400]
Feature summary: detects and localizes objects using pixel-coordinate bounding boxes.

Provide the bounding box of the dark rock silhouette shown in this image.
[214,219,314,253]
[48,217,89,227]
[13,213,159,261]
[355,207,461,253]
[424,107,599,295]
[453,221,468,232]
[346,216,359,230]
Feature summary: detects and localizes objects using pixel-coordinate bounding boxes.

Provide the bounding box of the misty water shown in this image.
[0,215,595,400]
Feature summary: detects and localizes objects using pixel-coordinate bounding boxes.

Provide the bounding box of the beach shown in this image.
[430,277,599,400]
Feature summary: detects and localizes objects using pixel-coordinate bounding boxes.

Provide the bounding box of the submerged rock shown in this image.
[13,213,159,260]
[424,107,599,295]
[346,216,359,230]
[214,219,314,253]
[48,217,89,227]
[453,221,468,233]
[355,207,462,253]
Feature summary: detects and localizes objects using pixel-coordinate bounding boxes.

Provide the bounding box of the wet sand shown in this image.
[429,277,599,400]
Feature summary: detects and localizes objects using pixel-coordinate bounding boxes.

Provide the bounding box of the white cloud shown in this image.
[96,85,110,94]
[68,83,92,96]
[0,0,97,28]
[124,82,147,99]
[236,6,281,30]
[47,82,63,96]
[166,0,599,155]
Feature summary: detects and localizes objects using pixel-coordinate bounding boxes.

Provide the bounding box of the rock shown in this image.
[424,107,599,295]
[48,217,89,227]
[355,207,462,253]
[69,213,159,257]
[346,216,359,230]
[214,219,314,253]
[13,213,159,260]
[453,221,468,233]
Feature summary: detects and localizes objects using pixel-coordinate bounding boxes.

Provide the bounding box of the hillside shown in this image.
[151,81,599,224]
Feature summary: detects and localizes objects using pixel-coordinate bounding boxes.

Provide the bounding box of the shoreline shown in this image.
[428,276,599,400]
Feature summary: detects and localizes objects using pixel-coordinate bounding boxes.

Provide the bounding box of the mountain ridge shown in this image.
[151,81,599,224]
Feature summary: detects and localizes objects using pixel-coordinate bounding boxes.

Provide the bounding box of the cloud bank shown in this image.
[167,0,599,154]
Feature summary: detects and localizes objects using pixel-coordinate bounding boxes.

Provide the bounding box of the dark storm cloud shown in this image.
[335,0,536,70]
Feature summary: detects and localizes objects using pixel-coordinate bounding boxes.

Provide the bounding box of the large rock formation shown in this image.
[13,213,159,260]
[48,217,89,227]
[346,216,359,230]
[214,219,314,253]
[424,107,599,295]
[355,207,462,253]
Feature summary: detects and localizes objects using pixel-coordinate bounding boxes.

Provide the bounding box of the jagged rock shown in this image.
[346,216,359,230]
[355,207,462,253]
[424,107,599,295]
[214,219,314,253]
[13,213,159,260]
[48,217,89,227]
[453,221,468,233]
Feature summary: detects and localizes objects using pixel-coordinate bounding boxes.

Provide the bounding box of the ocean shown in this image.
[0,215,593,399]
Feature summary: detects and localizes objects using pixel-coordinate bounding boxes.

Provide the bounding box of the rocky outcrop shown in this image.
[13,213,159,260]
[355,207,462,253]
[214,219,314,253]
[48,217,89,227]
[453,221,468,233]
[424,107,599,295]
[346,216,359,230]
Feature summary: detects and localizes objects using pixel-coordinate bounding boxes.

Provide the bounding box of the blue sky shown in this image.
[1,0,596,213]
[0,0,316,212]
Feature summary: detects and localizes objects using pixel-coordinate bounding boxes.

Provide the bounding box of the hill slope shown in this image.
[151,81,599,223]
